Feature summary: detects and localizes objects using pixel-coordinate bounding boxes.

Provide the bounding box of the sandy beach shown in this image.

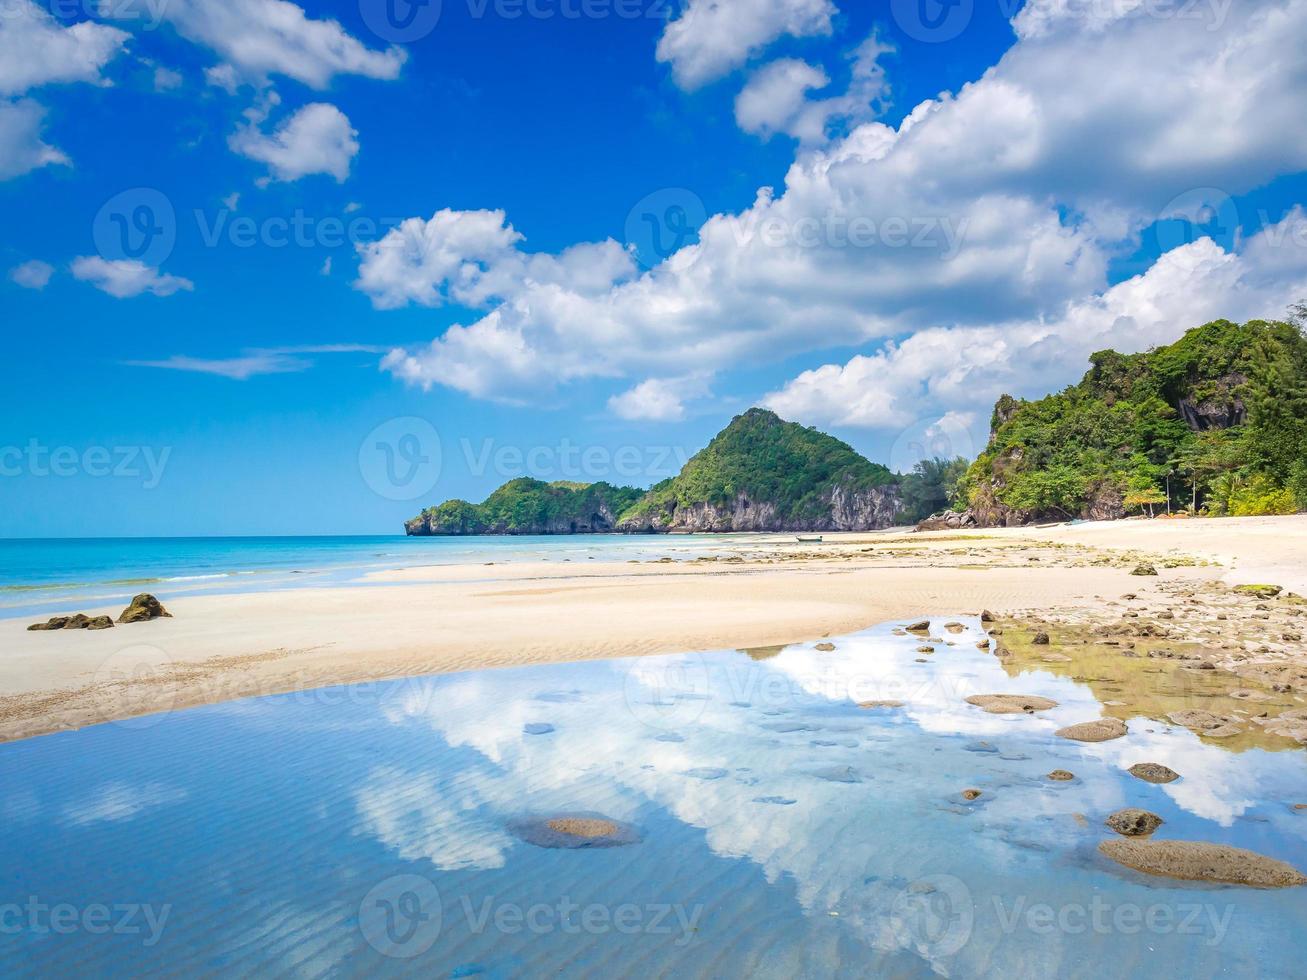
[3,515,1306,743]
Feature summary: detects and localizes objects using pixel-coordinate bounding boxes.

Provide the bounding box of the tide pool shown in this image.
[1,619,1304,977]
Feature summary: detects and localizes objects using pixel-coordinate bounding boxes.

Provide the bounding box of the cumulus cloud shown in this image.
[656,0,836,90]
[0,0,129,96]
[735,35,892,143]
[370,0,1307,421]
[0,100,68,179]
[608,375,711,422]
[229,101,358,183]
[116,0,406,90]
[9,259,54,290]
[764,220,1307,430]
[0,1,129,179]
[71,257,194,298]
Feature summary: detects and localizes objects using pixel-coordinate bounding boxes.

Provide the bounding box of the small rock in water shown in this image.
[981,610,996,623]
[682,767,729,780]
[917,645,935,654]
[523,723,555,735]
[1128,762,1180,783]
[944,623,966,634]
[1105,808,1164,837]
[976,639,991,649]
[1055,718,1128,742]
[510,813,640,849]
[857,700,904,709]
[964,741,999,754]
[906,620,931,633]
[965,694,1058,714]
[814,642,836,651]
[117,593,171,624]
[961,789,983,801]
[753,796,797,806]
[1047,770,1075,781]
[1098,839,1307,888]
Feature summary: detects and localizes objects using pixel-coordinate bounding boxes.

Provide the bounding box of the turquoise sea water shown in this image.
[0,534,764,618]
[2,619,1305,977]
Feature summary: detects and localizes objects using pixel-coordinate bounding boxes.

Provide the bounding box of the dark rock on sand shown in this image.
[1056,718,1128,742]
[1099,839,1306,887]
[1128,762,1180,783]
[981,610,996,623]
[118,594,172,624]
[1033,631,1050,645]
[1047,770,1075,781]
[1131,564,1159,576]
[27,617,70,631]
[965,694,1058,714]
[63,614,92,629]
[87,616,114,630]
[1105,808,1164,837]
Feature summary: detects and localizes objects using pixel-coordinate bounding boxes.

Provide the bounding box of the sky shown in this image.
[2,0,1307,537]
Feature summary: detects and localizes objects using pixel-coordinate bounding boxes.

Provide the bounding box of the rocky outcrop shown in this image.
[118,594,171,624]
[1178,372,1247,430]
[916,509,978,531]
[616,483,900,533]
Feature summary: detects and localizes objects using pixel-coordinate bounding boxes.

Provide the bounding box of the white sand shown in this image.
[3,514,1305,742]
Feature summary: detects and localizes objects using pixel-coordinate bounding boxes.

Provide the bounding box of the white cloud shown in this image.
[373,0,1307,420]
[608,376,710,422]
[735,59,831,141]
[222,191,241,210]
[656,0,836,90]
[71,257,194,298]
[127,344,386,379]
[0,0,129,96]
[0,2,128,180]
[764,220,1307,429]
[9,259,54,290]
[153,66,184,91]
[229,101,358,183]
[736,35,892,143]
[320,255,332,276]
[122,0,406,90]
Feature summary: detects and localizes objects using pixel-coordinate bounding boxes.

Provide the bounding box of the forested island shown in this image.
[407,317,1307,536]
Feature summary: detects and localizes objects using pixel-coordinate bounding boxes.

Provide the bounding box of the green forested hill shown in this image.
[405,479,644,535]
[961,319,1307,523]
[614,408,898,531]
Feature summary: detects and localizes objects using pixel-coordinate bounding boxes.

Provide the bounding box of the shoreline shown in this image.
[3,516,1306,744]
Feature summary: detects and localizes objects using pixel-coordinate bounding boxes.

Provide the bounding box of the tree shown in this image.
[1123,487,1167,517]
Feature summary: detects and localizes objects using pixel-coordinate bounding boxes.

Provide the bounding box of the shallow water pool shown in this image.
[2,619,1305,977]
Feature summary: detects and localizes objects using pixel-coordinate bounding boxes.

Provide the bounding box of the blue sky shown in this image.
[3,0,1307,536]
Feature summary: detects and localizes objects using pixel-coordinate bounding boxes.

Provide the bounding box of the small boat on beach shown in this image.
[795,535,824,543]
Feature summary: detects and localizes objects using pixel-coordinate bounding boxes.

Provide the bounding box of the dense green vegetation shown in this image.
[897,456,970,524]
[962,318,1307,521]
[410,478,644,534]
[615,408,896,528]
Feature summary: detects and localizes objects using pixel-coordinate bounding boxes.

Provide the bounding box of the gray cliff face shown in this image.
[618,485,901,533]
